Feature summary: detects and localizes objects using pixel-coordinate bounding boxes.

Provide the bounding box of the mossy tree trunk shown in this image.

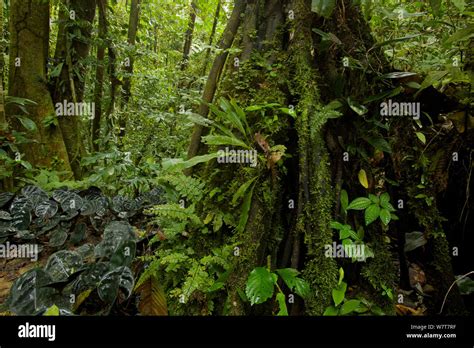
[7,0,72,175]
[119,0,141,139]
[181,0,197,71]
[92,0,107,152]
[51,0,96,179]
[188,0,466,315]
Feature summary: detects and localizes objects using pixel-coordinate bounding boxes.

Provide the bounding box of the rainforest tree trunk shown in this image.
[51,0,96,179]
[119,0,141,138]
[92,0,107,152]
[181,0,197,71]
[186,0,466,315]
[7,0,72,175]
[201,0,221,76]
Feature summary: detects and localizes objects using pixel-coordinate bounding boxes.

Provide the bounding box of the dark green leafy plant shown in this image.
[245,265,310,316]
[346,192,397,226]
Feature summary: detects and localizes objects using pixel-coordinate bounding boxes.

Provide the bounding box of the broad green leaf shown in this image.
[358,169,369,189]
[380,192,390,208]
[415,70,448,96]
[293,277,310,299]
[245,105,264,112]
[379,208,391,225]
[232,177,257,205]
[208,281,225,292]
[376,36,420,48]
[347,97,368,115]
[276,292,288,316]
[218,99,246,136]
[368,194,379,204]
[49,63,64,78]
[416,132,426,144]
[311,0,336,18]
[347,197,371,210]
[339,228,351,239]
[405,81,421,89]
[236,182,255,233]
[453,0,466,12]
[245,267,277,305]
[323,305,339,316]
[15,116,37,131]
[276,268,299,289]
[202,135,250,149]
[364,204,380,226]
[330,221,344,230]
[366,137,392,153]
[332,281,347,306]
[429,0,442,17]
[443,25,474,47]
[230,98,250,135]
[340,189,349,211]
[340,299,361,315]
[43,304,60,316]
[162,153,219,170]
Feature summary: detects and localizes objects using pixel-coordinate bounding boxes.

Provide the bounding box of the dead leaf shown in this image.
[254,133,270,154]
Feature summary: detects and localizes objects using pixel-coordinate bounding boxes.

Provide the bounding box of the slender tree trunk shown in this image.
[200,0,221,76]
[180,0,197,71]
[92,0,107,152]
[51,0,96,179]
[103,1,121,139]
[186,0,246,165]
[6,0,71,175]
[0,0,14,191]
[0,2,6,127]
[119,0,141,138]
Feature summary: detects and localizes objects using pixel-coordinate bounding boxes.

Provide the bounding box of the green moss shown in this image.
[360,232,397,314]
[286,1,339,314]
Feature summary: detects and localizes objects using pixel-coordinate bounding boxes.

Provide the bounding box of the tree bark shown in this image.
[7,0,72,175]
[92,0,107,152]
[0,2,6,126]
[51,0,96,179]
[200,0,221,76]
[119,0,141,138]
[181,1,197,71]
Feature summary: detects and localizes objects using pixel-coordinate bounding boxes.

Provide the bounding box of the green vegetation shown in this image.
[0,0,472,317]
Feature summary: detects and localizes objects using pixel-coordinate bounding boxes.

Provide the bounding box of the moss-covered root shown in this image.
[287,0,338,315]
[427,233,466,315]
[226,190,269,315]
